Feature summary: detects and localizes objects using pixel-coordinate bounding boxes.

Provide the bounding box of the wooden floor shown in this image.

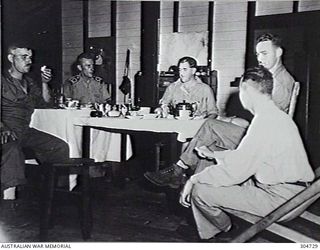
[1,176,320,243]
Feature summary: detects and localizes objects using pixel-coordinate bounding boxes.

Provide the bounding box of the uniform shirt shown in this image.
[225,63,295,121]
[271,63,295,113]
[190,99,315,186]
[63,74,111,104]
[160,77,218,116]
[1,71,48,137]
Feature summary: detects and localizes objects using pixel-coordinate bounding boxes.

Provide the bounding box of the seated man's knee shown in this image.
[1,140,21,156]
[191,183,226,207]
[58,141,70,159]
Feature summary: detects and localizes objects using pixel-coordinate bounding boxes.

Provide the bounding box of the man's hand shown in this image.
[192,114,206,120]
[179,180,194,208]
[195,145,215,160]
[41,66,53,84]
[216,115,232,123]
[0,129,17,144]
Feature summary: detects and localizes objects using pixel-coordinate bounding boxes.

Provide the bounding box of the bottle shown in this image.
[127,98,133,111]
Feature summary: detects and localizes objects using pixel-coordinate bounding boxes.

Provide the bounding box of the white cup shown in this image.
[68,100,79,108]
[139,107,151,115]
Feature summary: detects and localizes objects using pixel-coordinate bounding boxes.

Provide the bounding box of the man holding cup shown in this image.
[1,44,69,201]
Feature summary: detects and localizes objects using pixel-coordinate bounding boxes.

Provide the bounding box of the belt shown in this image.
[287,181,311,187]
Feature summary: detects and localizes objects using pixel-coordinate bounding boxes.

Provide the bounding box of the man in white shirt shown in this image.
[144,33,296,189]
[179,66,315,240]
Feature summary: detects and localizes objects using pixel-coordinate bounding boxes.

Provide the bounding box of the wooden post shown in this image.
[232,178,320,243]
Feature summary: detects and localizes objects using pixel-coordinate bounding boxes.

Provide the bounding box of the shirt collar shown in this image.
[269,62,284,77]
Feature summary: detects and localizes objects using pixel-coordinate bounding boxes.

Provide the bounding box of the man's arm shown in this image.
[159,82,175,106]
[189,118,263,187]
[205,87,218,118]
[102,81,111,102]
[272,69,295,113]
[41,68,53,103]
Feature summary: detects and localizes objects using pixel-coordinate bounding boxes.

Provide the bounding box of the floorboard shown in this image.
[0,177,319,243]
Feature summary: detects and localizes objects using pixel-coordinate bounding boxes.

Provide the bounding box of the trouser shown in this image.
[191,180,304,239]
[1,128,69,191]
[180,118,247,172]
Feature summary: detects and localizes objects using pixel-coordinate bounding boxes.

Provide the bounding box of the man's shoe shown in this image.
[144,164,186,189]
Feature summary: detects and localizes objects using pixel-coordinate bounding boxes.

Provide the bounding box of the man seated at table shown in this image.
[144,33,295,189]
[1,43,69,201]
[63,52,111,105]
[158,56,218,118]
[179,66,315,240]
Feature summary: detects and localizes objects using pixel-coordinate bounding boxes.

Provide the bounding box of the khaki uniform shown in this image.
[1,72,69,190]
[64,74,110,104]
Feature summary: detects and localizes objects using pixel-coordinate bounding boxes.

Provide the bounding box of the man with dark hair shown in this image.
[159,56,218,117]
[1,44,69,200]
[255,33,294,112]
[144,33,295,189]
[179,66,314,240]
[63,52,111,104]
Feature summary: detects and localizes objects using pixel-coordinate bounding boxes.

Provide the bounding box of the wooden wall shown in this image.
[158,1,247,112]
[88,0,111,38]
[212,2,248,112]
[61,0,83,83]
[116,1,141,103]
[61,0,320,110]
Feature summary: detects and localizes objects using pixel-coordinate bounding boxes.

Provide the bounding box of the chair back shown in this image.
[288,82,300,118]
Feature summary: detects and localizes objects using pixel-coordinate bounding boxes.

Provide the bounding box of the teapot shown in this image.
[175,100,194,117]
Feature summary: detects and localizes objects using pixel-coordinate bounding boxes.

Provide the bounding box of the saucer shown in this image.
[175,116,193,120]
[125,115,143,120]
[65,107,78,110]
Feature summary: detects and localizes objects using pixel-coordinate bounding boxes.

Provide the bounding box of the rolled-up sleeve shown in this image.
[204,87,218,116]
[159,84,174,105]
[102,82,111,102]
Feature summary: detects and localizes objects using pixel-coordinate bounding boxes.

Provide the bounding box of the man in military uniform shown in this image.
[63,52,111,104]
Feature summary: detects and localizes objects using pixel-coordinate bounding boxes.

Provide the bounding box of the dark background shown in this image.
[2,0,62,88]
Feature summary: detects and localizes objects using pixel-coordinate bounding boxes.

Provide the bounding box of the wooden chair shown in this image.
[222,81,300,129]
[288,82,300,118]
[25,154,94,241]
[227,167,320,243]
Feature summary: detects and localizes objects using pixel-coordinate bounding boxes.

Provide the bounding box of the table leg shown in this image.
[120,133,127,162]
[82,126,91,159]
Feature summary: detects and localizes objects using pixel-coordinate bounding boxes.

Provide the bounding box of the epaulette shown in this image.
[93,76,103,83]
[68,75,81,85]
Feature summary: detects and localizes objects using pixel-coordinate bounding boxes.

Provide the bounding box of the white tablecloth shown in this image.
[30,109,206,189]
[30,109,132,162]
[30,109,133,190]
[73,116,206,142]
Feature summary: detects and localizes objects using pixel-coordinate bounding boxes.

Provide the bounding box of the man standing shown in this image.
[63,52,111,104]
[144,33,296,188]
[179,66,314,240]
[159,56,218,118]
[1,44,69,200]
